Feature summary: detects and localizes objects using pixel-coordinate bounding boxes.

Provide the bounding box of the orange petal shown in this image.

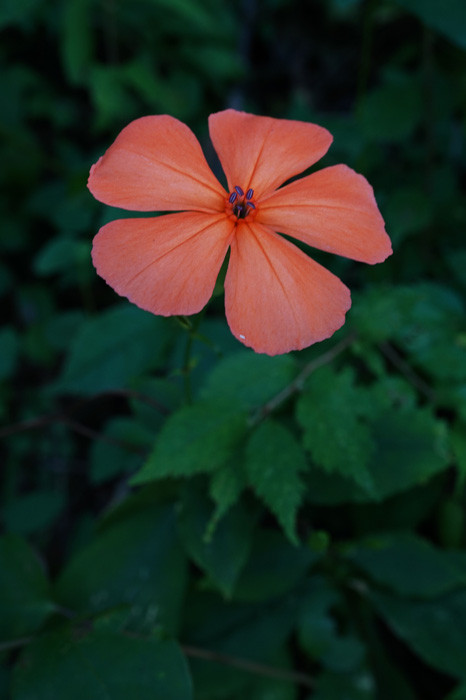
[208,109,332,199]
[92,212,234,316]
[258,165,392,264]
[88,116,226,212]
[224,221,351,355]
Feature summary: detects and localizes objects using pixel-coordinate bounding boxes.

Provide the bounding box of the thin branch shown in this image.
[61,418,147,455]
[0,413,147,455]
[379,341,435,400]
[250,332,356,426]
[0,637,32,653]
[182,644,314,690]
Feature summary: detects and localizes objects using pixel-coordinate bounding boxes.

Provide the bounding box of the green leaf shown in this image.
[0,535,54,642]
[3,491,65,535]
[452,423,466,488]
[393,0,466,49]
[297,576,340,659]
[34,236,90,277]
[296,367,374,491]
[132,399,247,483]
[200,350,297,410]
[89,417,151,484]
[371,589,466,680]
[0,326,19,380]
[0,0,42,30]
[54,504,187,635]
[365,407,448,499]
[446,683,466,700]
[234,530,319,603]
[348,533,466,597]
[184,590,298,698]
[383,186,435,246]
[11,626,192,700]
[89,65,136,130]
[244,420,306,545]
[61,0,94,84]
[312,670,375,700]
[303,405,448,504]
[55,305,171,395]
[357,77,423,143]
[208,462,246,537]
[177,483,257,598]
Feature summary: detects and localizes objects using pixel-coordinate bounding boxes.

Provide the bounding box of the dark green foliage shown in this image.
[2,0,466,698]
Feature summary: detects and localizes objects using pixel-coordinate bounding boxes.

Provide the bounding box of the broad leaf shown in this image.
[12,625,192,700]
[372,589,466,680]
[177,483,257,598]
[394,0,466,49]
[348,533,466,597]
[55,305,171,395]
[0,535,54,641]
[54,503,187,635]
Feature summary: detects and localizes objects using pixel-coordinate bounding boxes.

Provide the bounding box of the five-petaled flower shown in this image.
[88,110,391,355]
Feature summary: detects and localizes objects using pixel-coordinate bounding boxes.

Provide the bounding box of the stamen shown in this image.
[246,188,254,200]
[247,202,255,210]
[229,191,238,204]
[235,185,244,196]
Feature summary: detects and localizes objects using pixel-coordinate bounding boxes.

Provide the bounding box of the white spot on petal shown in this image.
[239,334,245,340]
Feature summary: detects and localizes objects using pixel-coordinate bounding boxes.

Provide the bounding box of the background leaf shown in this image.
[12,626,192,700]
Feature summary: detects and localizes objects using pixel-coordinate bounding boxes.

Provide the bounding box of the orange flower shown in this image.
[88,110,391,355]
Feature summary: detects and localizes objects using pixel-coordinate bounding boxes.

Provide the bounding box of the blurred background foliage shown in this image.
[1,0,466,698]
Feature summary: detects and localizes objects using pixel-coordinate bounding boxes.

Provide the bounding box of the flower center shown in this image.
[226,186,256,221]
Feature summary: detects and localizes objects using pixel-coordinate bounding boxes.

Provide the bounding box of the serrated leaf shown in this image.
[11,626,192,700]
[177,483,257,598]
[200,350,297,410]
[296,367,374,490]
[244,420,306,545]
[55,305,170,395]
[0,535,54,642]
[132,399,247,484]
[348,533,466,597]
[208,462,246,538]
[304,405,448,504]
[54,504,187,635]
[371,589,466,680]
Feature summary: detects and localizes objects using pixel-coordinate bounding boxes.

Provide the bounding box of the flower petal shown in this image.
[258,165,392,264]
[209,109,332,199]
[92,212,234,315]
[224,221,351,355]
[88,116,226,212]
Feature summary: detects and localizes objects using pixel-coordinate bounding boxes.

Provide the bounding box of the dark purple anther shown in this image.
[247,202,256,210]
[229,191,238,204]
[246,188,254,200]
[234,185,244,196]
